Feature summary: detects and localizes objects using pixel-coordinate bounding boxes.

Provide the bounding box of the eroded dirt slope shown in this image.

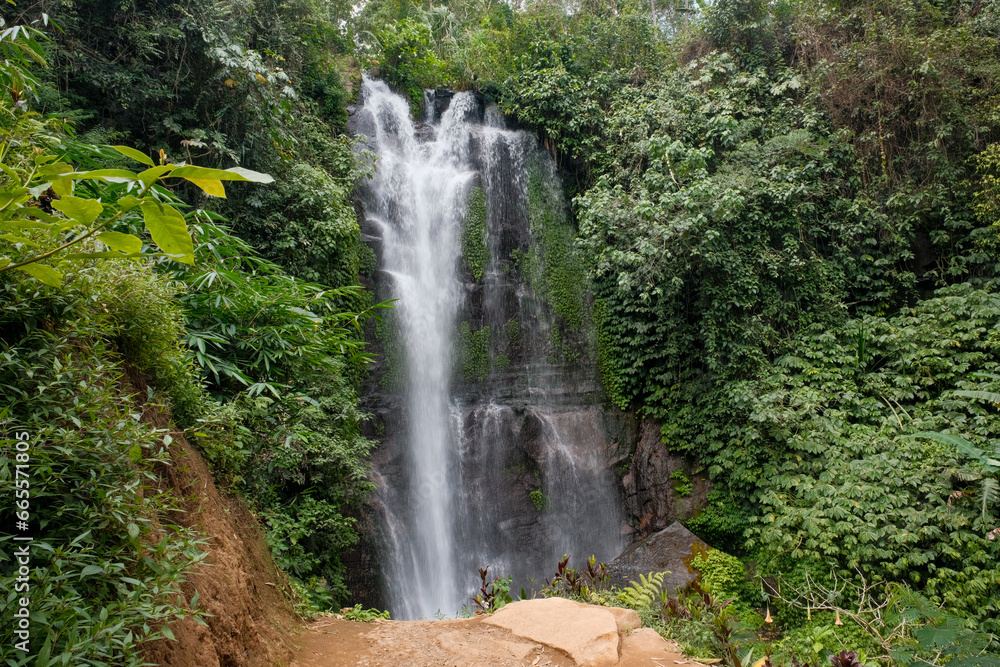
[138,402,298,667]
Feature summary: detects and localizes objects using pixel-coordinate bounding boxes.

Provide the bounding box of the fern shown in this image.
[948,656,1000,667]
[913,431,1000,521]
[890,586,1000,667]
[617,571,666,610]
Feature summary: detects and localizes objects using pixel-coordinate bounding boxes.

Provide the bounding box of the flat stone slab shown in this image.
[606,607,641,634]
[483,598,620,667]
[619,628,677,667]
[291,613,693,667]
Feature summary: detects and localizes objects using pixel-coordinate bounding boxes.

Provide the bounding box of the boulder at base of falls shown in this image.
[606,521,709,594]
[483,597,621,667]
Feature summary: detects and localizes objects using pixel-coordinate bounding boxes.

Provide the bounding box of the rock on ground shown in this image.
[484,598,620,667]
[607,521,709,594]
[290,599,693,667]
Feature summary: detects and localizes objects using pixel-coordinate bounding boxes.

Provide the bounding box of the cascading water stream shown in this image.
[356,78,474,618]
[354,77,625,619]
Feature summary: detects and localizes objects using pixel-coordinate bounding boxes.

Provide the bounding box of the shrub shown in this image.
[0,293,205,665]
[691,549,761,615]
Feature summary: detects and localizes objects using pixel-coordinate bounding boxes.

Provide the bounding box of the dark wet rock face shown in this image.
[622,419,710,538]
[433,89,456,117]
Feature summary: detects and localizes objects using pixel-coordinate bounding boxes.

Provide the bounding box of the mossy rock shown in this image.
[462,186,489,282]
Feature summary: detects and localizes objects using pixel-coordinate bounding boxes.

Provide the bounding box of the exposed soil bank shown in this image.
[137,402,299,667]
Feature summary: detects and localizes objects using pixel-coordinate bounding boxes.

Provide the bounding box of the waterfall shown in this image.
[354,77,626,620]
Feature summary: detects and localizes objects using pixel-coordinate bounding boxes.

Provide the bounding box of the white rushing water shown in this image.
[356,77,625,619]
[357,78,476,617]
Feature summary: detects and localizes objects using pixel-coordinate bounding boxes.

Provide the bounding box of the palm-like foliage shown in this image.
[914,381,1000,526]
[890,588,1000,667]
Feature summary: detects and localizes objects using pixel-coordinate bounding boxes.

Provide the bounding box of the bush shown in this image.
[371,18,449,113]
[691,549,761,616]
[0,285,205,666]
[70,261,207,428]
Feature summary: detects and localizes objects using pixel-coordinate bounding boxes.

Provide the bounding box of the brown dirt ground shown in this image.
[139,434,299,667]
[290,616,694,667]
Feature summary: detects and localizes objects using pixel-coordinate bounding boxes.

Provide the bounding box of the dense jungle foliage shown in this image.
[356,0,1000,662]
[2,0,1000,664]
[0,2,380,664]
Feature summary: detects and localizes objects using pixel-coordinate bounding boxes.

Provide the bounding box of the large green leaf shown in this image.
[913,431,999,480]
[17,262,62,287]
[39,161,77,197]
[118,195,142,212]
[79,564,104,577]
[954,389,1000,406]
[170,165,274,183]
[96,231,142,254]
[137,165,175,187]
[112,145,154,167]
[3,215,56,230]
[69,169,139,182]
[0,233,41,247]
[140,201,194,264]
[187,178,227,198]
[52,196,104,225]
[50,177,73,197]
[913,431,973,450]
[36,161,73,178]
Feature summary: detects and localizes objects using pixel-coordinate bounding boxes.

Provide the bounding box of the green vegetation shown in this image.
[525,155,587,331]
[5,0,1000,663]
[365,18,450,114]
[457,321,491,382]
[690,550,759,616]
[375,311,407,391]
[353,0,1000,661]
[461,186,488,281]
[0,5,384,662]
[471,566,514,613]
[504,317,520,343]
[340,605,391,622]
[670,470,692,498]
[529,489,549,511]
[0,289,206,665]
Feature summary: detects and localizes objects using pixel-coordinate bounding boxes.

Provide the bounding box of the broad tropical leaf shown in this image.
[52,196,104,225]
[111,145,154,166]
[17,262,62,287]
[140,201,194,264]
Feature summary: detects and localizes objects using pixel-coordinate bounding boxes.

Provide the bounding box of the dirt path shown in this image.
[290,615,694,667]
